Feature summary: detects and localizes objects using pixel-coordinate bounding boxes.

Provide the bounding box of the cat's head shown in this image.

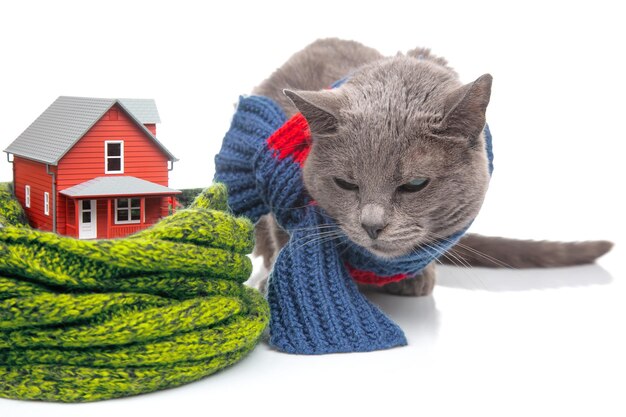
[285,56,492,259]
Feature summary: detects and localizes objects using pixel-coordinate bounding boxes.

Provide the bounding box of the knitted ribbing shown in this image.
[0,183,269,402]
[339,227,467,277]
[215,95,494,355]
[266,206,406,353]
[214,96,287,221]
[215,97,406,354]
[0,183,28,229]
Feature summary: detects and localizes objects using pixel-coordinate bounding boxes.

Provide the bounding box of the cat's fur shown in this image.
[251,38,612,296]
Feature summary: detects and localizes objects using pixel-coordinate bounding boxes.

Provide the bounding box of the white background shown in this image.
[0,1,624,416]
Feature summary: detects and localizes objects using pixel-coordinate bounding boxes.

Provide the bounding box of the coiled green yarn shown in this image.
[0,183,269,402]
[0,183,28,229]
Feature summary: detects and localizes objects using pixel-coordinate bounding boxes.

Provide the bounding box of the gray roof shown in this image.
[3,96,176,165]
[118,98,161,124]
[59,176,181,198]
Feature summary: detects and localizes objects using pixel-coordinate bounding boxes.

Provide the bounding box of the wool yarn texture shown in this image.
[0,183,269,402]
[0,183,28,229]
[214,95,493,355]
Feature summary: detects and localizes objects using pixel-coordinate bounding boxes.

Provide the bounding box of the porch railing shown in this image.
[109,223,151,238]
[65,224,77,238]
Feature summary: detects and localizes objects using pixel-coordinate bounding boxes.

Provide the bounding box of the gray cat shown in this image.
[250,38,612,296]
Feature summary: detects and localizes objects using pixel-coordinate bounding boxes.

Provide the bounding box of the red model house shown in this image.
[3,96,181,239]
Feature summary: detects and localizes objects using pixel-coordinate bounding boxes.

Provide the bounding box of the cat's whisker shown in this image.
[290,229,341,245]
[419,240,460,267]
[422,237,476,270]
[427,241,472,269]
[450,244,516,270]
[287,224,340,232]
[388,233,422,245]
[420,241,488,290]
[422,233,486,264]
[293,232,344,251]
[416,245,478,285]
[290,228,343,246]
[337,239,355,258]
[263,199,340,213]
[424,231,516,270]
[269,203,320,211]
[218,40,508,303]
[416,241,449,262]
[419,242,461,268]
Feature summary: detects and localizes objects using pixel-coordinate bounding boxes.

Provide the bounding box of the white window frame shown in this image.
[44,192,50,216]
[105,140,124,174]
[25,185,31,208]
[114,198,141,224]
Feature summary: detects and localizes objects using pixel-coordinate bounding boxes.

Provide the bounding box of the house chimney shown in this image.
[144,124,157,136]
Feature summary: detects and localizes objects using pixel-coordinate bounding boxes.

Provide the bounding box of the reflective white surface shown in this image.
[3,250,623,417]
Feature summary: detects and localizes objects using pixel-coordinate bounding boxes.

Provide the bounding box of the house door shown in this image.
[79,199,97,239]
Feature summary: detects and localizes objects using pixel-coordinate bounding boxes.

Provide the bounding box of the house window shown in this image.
[105,140,124,174]
[25,185,31,208]
[81,200,92,223]
[115,198,141,224]
[44,192,50,216]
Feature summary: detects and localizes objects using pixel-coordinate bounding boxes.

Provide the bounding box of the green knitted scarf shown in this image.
[0,182,269,402]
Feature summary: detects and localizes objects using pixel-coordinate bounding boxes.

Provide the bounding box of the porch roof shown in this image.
[60,176,181,198]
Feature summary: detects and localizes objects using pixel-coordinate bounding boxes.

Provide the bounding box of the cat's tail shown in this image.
[441,234,614,268]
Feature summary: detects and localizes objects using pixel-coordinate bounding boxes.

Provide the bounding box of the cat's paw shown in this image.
[245,269,269,297]
[381,263,436,296]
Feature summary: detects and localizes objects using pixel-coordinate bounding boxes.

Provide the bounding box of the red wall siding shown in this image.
[64,197,76,237]
[59,195,171,238]
[59,197,165,239]
[97,197,163,238]
[55,105,170,236]
[145,197,168,224]
[13,156,55,231]
[144,124,157,135]
[13,104,172,237]
[57,104,170,191]
[58,194,67,234]
[96,200,108,238]
[161,196,170,218]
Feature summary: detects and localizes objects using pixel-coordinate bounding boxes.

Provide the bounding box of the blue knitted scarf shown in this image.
[215,95,493,354]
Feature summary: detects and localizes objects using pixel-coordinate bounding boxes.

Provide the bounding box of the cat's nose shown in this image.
[360,203,387,240]
[362,223,385,240]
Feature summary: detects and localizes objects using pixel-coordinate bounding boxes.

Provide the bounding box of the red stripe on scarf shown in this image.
[268,113,409,287]
[345,263,409,286]
[267,113,311,166]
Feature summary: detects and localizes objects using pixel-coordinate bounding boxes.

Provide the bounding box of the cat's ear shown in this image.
[439,74,492,140]
[283,89,342,137]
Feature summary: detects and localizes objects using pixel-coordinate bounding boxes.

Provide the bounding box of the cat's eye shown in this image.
[397,177,429,193]
[333,177,359,191]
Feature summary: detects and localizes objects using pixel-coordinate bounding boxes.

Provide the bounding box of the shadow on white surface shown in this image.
[249,256,615,295]
[3,261,622,417]
[247,258,614,349]
[435,263,613,291]
[363,290,440,338]
[248,257,443,343]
